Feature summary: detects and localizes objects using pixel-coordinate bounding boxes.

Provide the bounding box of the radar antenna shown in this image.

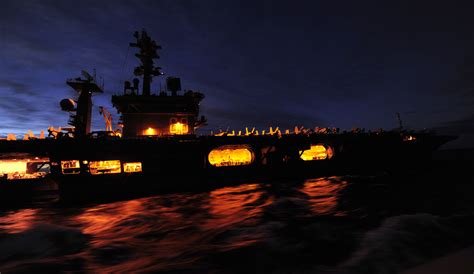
[129,29,163,95]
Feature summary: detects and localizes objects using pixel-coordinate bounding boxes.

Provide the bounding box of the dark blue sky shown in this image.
[0,1,473,147]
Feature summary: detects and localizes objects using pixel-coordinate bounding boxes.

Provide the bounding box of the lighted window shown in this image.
[300,144,334,161]
[208,145,255,167]
[0,161,27,175]
[61,160,81,174]
[0,160,49,179]
[89,160,121,175]
[169,118,189,135]
[123,162,142,173]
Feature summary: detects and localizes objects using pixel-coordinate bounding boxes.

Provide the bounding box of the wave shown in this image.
[339,213,474,274]
[0,223,89,271]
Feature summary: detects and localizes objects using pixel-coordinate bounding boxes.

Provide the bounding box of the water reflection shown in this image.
[300,177,347,216]
[203,183,272,229]
[0,209,39,233]
[0,176,355,272]
[74,199,147,235]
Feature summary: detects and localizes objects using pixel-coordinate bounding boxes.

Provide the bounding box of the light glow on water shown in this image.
[0,174,469,273]
[0,209,39,233]
[300,177,348,216]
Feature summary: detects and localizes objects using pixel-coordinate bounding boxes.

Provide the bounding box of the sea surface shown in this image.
[0,150,473,273]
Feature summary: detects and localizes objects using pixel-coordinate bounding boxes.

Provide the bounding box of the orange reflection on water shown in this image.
[75,199,146,236]
[300,177,347,216]
[0,209,39,233]
[72,197,197,273]
[202,183,271,229]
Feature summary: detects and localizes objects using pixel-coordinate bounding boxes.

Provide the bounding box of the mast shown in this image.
[65,70,104,138]
[129,30,163,95]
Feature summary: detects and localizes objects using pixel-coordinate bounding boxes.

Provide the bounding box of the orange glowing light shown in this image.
[169,122,188,135]
[89,160,121,175]
[208,145,255,167]
[0,160,27,174]
[300,144,333,161]
[61,160,81,174]
[144,127,157,136]
[123,162,142,173]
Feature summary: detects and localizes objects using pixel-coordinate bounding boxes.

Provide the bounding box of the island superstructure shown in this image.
[111,31,206,137]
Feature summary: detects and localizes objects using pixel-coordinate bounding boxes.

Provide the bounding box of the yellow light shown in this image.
[300,144,333,161]
[208,145,255,167]
[0,161,27,174]
[61,160,81,174]
[144,127,157,136]
[170,121,189,135]
[0,159,49,179]
[61,160,80,169]
[123,162,142,173]
[89,160,121,175]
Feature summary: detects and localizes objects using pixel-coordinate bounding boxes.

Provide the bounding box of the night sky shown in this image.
[0,1,473,147]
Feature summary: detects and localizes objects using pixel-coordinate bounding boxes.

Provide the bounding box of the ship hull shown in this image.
[42,133,455,199]
[0,132,456,200]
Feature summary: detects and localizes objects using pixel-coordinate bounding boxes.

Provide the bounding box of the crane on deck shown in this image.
[99,106,113,132]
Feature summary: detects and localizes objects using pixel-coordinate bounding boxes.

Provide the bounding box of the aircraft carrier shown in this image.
[0,30,456,198]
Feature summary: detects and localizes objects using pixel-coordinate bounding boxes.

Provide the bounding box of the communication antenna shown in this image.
[396,112,403,131]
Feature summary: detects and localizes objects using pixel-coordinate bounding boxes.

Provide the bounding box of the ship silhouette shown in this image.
[0,30,456,199]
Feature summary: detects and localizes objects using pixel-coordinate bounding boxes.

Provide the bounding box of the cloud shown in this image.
[0,79,36,96]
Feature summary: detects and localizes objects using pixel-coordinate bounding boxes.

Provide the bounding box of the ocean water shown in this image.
[0,151,473,273]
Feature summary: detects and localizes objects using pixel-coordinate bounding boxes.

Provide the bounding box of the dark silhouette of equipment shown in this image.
[130,30,163,96]
[65,70,104,138]
[166,77,181,96]
[123,78,140,95]
[396,112,403,131]
[60,99,76,112]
